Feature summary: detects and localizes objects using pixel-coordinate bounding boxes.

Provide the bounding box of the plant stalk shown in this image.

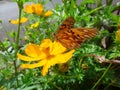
[14,0,23,86]
[91,63,112,90]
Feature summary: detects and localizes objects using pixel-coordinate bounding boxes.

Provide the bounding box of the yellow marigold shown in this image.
[44,10,53,17]
[10,17,28,24]
[30,21,39,29]
[17,39,75,76]
[24,3,44,16]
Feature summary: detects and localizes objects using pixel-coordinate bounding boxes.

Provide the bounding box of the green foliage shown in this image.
[0,0,120,90]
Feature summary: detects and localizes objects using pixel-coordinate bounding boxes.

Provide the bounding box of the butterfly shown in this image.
[55,17,98,49]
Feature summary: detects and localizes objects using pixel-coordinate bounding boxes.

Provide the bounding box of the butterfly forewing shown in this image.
[59,17,75,30]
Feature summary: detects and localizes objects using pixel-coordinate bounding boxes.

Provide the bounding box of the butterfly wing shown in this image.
[55,17,74,40]
[71,28,98,42]
[59,17,75,30]
[57,28,98,49]
[55,17,98,49]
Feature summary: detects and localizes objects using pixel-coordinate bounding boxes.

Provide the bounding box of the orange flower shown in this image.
[10,17,28,24]
[33,4,43,15]
[24,3,44,16]
[17,39,75,76]
[23,4,34,14]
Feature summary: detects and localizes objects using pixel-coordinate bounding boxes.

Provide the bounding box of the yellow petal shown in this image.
[54,49,75,63]
[10,19,19,24]
[0,86,6,90]
[115,30,120,43]
[21,60,47,68]
[10,17,28,24]
[17,53,42,61]
[25,43,42,57]
[42,62,50,76]
[44,10,53,17]
[33,4,44,15]
[40,39,52,48]
[40,39,53,54]
[51,41,67,55]
[20,17,28,24]
[30,21,39,29]
[24,4,34,14]
[42,60,56,76]
[42,49,75,76]
[18,43,47,61]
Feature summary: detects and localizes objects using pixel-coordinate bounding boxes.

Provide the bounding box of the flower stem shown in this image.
[91,63,112,90]
[16,8,21,46]
[85,5,105,16]
[14,0,23,86]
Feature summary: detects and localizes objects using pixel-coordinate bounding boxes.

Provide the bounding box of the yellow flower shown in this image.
[44,10,53,17]
[17,39,75,76]
[10,17,28,24]
[0,86,6,90]
[23,4,34,14]
[33,4,43,15]
[115,30,120,42]
[24,3,44,16]
[30,21,39,29]
[115,22,120,43]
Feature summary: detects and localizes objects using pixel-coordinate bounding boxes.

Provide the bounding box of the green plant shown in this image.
[0,0,120,90]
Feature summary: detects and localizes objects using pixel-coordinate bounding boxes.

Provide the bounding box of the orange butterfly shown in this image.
[55,17,98,49]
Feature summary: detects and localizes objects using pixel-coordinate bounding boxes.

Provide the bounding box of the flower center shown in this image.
[46,54,55,60]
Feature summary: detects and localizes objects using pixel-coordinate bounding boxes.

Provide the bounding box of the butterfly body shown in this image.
[55,17,98,49]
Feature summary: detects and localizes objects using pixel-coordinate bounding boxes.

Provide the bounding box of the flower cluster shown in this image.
[17,39,75,76]
[9,3,53,25]
[24,3,53,17]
